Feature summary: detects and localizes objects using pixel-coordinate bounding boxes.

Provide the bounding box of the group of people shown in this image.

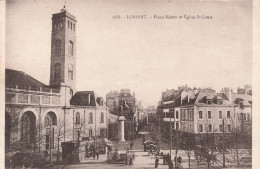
[155,152,182,169]
[89,145,100,160]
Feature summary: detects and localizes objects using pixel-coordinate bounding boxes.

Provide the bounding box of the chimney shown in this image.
[188,92,190,103]
[88,93,91,104]
[228,89,232,101]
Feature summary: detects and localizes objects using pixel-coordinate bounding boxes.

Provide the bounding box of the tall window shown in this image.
[227,124,231,132]
[176,122,179,130]
[208,124,212,132]
[68,41,73,56]
[55,39,61,57]
[100,112,104,123]
[68,65,73,80]
[44,112,57,150]
[89,129,93,137]
[54,63,61,80]
[89,112,93,124]
[21,112,36,143]
[189,110,192,119]
[208,111,212,119]
[176,111,179,119]
[70,89,73,99]
[227,111,231,119]
[219,111,222,119]
[199,124,203,132]
[199,111,203,119]
[219,124,223,132]
[76,112,80,124]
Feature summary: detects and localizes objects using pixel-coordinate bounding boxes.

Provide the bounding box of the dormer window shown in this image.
[239,102,244,109]
[217,100,223,105]
[207,100,212,104]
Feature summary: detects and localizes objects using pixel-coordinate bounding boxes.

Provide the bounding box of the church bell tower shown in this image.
[50,6,77,95]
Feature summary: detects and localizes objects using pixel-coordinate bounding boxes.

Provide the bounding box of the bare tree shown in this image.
[181,133,195,169]
[171,129,183,168]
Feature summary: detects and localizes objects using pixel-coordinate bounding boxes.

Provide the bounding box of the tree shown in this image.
[148,123,162,148]
[171,129,183,168]
[53,118,71,163]
[5,107,49,167]
[181,133,195,169]
[225,117,252,167]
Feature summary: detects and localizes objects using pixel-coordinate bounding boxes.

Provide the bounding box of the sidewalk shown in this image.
[81,154,107,164]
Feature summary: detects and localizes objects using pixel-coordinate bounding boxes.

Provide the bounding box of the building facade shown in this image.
[157,86,252,144]
[5,7,108,156]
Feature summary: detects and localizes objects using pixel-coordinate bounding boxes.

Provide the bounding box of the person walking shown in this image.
[130,142,134,150]
[129,156,133,166]
[93,146,96,160]
[177,156,182,165]
[96,148,100,160]
[155,155,159,168]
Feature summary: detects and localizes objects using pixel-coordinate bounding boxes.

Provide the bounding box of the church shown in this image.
[5,7,108,158]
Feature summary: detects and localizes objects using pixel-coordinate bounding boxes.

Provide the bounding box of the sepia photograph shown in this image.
[2,0,258,168]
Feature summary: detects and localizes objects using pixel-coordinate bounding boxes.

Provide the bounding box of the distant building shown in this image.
[106,89,137,140]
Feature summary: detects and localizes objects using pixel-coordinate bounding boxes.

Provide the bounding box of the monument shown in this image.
[118,104,126,142]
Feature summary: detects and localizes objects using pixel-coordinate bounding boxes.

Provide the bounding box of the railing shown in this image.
[42,86,51,92]
[6,84,60,94]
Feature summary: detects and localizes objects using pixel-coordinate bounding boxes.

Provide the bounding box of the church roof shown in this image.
[5,69,46,89]
[70,91,96,106]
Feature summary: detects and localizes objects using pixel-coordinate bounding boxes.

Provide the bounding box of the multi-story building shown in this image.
[5,7,108,157]
[157,86,251,144]
[220,86,252,132]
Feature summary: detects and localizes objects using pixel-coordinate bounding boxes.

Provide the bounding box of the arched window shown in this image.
[68,64,73,80]
[89,112,93,124]
[21,111,36,143]
[44,112,57,127]
[55,39,61,57]
[68,41,73,56]
[44,112,57,150]
[100,112,104,123]
[70,89,73,99]
[76,112,80,124]
[54,63,61,80]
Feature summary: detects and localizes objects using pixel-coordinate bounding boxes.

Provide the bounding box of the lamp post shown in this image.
[222,119,225,168]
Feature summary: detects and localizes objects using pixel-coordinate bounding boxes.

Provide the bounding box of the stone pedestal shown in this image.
[118,116,126,142]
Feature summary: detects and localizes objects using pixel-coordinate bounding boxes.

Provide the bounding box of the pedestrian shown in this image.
[174,156,177,164]
[93,146,96,160]
[129,155,133,166]
[96,148,100,160]
[177,156,182,165]
[149,147,153,155]
[155,155,159,168]
[130,142,134,150]
[168,160,173,169]
[163,154,166,165]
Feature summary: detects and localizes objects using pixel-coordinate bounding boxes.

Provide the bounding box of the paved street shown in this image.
[51,151,251,169]
[49,135,251,169]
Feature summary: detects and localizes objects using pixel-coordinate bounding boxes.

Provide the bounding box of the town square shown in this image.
[3,0,254,168]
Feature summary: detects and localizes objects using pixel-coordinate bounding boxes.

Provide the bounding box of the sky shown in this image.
[5,0,252,107]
